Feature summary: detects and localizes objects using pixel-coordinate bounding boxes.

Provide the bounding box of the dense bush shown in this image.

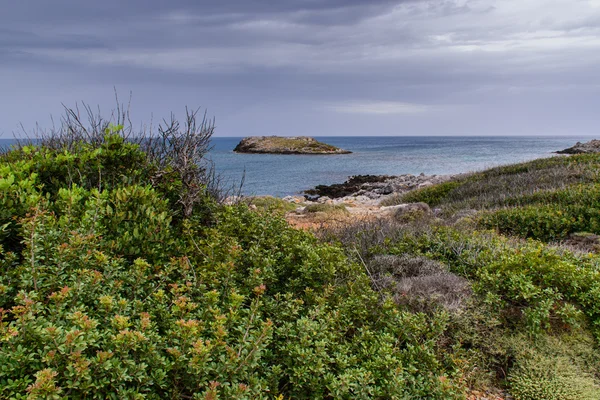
[507,332,600,400]
[386,227,600,337]
[400,154,600,211]
[368,255,471,313]
[0,133,462,398]
[479,184,600,241]
[394,154,600,243]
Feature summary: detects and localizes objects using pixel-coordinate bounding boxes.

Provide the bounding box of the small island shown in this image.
[234,136,352,154]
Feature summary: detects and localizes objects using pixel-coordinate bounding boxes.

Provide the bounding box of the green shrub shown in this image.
[304,203,349,215]
[246,196,299,214]
[479,184,600,241]
[510,352,600,400]
[0,139,463,398]
[386,227,600,337]
[401,181,462,207]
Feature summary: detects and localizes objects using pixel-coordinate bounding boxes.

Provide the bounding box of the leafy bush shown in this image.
[401,181,462,207]
[479,184,600,241]
[509,345,600,400]
[245,196,299,215]
[304,203,349,215]
[0,131,463,398]
[388,227,600,337]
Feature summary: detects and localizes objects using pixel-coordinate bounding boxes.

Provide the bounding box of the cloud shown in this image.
[1,0,600,136]
[327,101,430,115]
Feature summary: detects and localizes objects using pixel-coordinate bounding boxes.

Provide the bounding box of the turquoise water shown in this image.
[1,136,594,197]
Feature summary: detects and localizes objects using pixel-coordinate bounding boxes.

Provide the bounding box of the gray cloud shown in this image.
[1,0,599,137]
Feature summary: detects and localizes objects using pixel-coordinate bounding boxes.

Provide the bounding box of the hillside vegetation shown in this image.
[1,106,599,399]
[319,153,600,399]
[0,109,456,399]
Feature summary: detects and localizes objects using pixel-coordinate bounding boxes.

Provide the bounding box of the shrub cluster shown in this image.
[395,154,600,242]
[0,130,462,398]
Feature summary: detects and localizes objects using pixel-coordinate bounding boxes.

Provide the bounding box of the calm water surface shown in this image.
[210,136,593,196]
[1,136,593,197]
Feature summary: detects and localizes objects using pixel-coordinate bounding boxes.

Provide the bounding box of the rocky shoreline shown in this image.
[277,173,455,222]
[302,173,453,202]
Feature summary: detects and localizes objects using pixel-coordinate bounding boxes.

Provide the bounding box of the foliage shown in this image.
[245,196,299,215]
[508,333,600,400]
[5,106,600,398]
[401,181,462,207]
[386,227,600,337]
[479,184,600,241]
[316,154,600,397]
[393,154,600,243]
[0,139,462,398]
[304,203,349,215]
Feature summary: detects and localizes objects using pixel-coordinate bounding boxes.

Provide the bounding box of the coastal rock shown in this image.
[304,175,396,198]
[233,136,351,155]
[304,173,453,200]
[282,195,305,204]
[556,139,600,154]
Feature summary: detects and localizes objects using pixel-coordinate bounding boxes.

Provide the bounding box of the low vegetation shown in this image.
[304,203,348,215]
[0,106,457,399]
[244,196,300,215]
[1,103,599,398]
[393,154,600,243]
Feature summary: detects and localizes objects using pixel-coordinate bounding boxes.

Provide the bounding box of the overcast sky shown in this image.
[1,0,599,137]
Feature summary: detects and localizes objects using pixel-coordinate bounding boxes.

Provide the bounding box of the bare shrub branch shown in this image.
[13,94,236,214]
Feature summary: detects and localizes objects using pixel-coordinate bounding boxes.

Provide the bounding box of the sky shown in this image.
[1,0,599,137]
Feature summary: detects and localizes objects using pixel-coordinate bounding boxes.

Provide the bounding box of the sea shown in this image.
[210,136,594,197]
[1,136,594,197]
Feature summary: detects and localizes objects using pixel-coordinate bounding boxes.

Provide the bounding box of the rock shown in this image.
[233,136,352,155]
[304,173,454,202]
[304,194,320,202]
[283,195,304,204]
[304,175,396,198]
[556,139,600,154]
[374,185,394,195]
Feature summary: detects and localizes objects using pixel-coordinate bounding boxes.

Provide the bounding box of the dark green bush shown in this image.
[401,181,462,207]
[0,138,463,398]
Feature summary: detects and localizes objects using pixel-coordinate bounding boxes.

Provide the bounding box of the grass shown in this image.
[399,154,600,211]
[379,154,600,243]
[246,195,300,214]
[304,203,349,214]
